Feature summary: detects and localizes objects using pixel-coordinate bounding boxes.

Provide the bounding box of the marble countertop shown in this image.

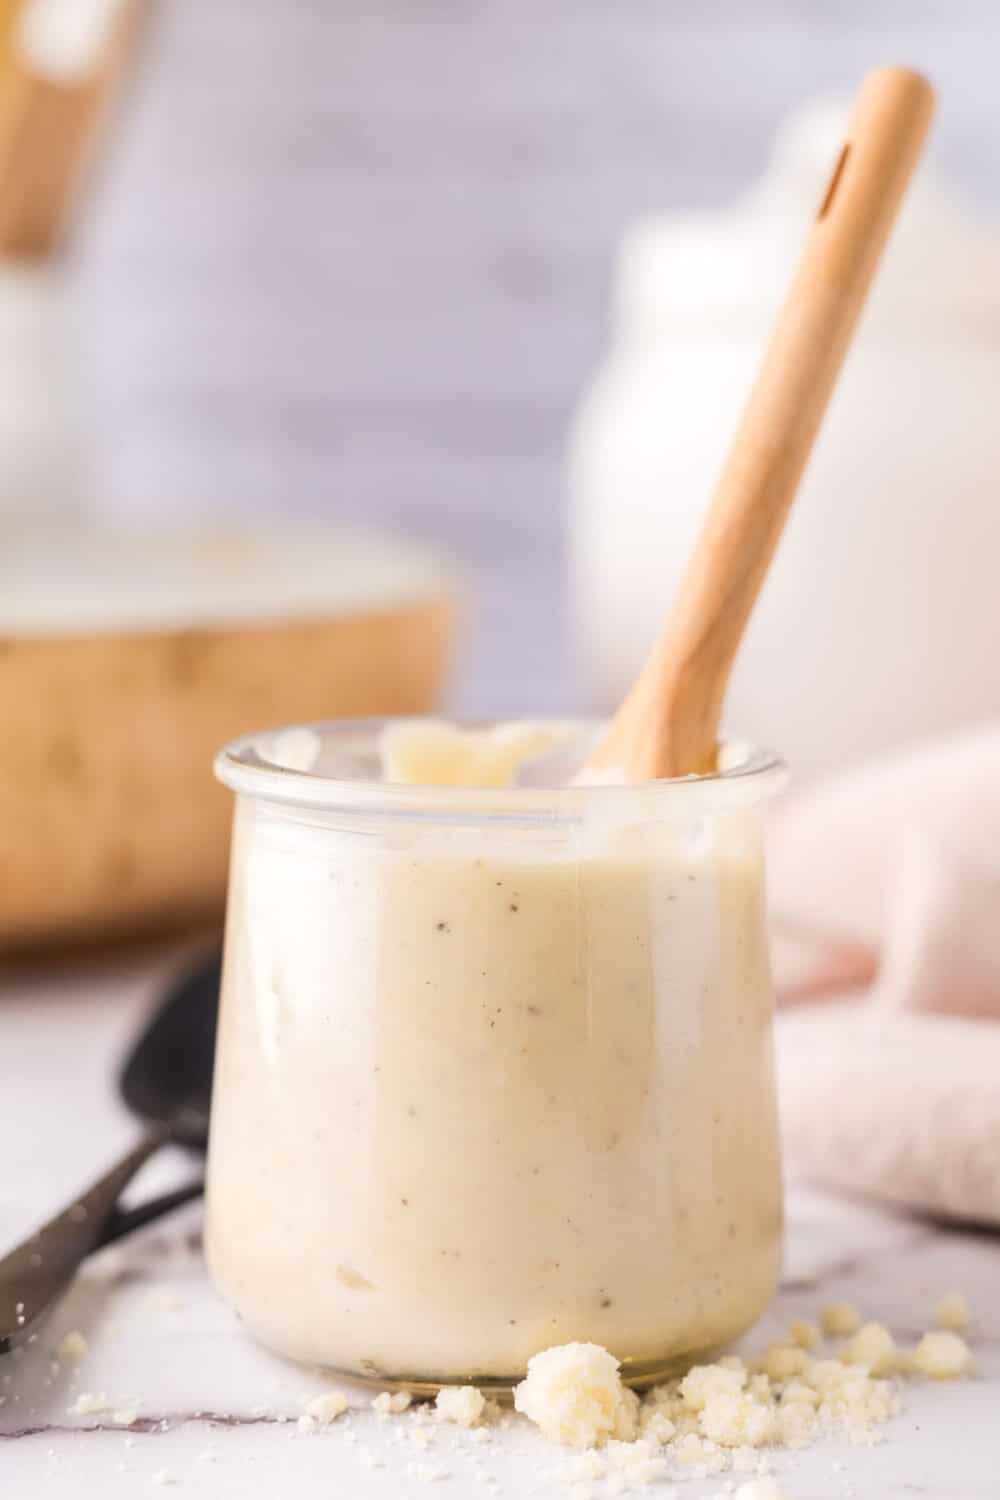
[2,945,997,1499]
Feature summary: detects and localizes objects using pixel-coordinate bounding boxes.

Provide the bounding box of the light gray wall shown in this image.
[76,0,1000,711]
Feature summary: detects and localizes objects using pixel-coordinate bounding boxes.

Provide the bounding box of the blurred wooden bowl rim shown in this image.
[0,526,457,950]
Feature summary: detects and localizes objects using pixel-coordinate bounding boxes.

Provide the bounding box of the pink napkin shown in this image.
[768,723,1000,1224]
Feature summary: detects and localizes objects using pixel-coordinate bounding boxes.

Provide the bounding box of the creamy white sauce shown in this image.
[206,722,782,1381]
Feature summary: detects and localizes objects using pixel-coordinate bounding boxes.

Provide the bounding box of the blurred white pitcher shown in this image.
[569,99,1000,776]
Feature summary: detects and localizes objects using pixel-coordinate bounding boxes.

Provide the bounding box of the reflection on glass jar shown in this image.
[206,720,787,1389]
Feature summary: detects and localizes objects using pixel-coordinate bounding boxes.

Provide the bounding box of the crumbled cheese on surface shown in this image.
[733,1482,787,1500]
[299,1389,349,1430]
[152,1471,176,1487]
[55,1331,88,1363]
[363,1296,975,1480]
[680,1363,746,1412]
[701,1392,777,1449]
[910,1331,975,1380]
[757,1345,810,1382]
[787,1319,821,1350]
[513,1342,639,1448]
[112,1407,138,1427]
[840,1322,897,1376]
[69,1392,112,1416]
[933,1291,972,1331]
[406,1461,450,1483]
[821,1302,862,1337]
[374,1390,413,1415]
[436,1385,487,1427]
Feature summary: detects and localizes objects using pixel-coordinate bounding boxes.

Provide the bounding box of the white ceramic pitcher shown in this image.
[569,99,1000,776]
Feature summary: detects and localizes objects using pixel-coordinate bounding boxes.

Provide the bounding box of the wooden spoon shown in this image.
[584,66,935,783]
[0,0,147,258]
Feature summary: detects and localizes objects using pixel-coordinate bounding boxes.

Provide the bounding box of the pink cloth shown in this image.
[768,723,1000,1224]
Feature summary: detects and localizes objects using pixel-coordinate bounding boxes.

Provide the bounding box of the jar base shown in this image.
[289,1342,731,1401]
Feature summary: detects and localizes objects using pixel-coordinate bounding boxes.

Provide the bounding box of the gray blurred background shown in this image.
[75,0,1000,713]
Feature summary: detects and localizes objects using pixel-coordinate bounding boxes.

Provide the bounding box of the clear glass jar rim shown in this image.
[215,718,787,821]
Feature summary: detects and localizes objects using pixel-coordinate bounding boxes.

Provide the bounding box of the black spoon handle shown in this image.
[100,1178,204,1247]
[0,1132,165,1354]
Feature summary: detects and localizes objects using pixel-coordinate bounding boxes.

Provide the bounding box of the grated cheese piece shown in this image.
[933,1291,972,1332]
[757,1345,810,1382]
[821,1302,862,1337]
[69,1392,112,1416]
[910,1331,975,1380]
[55,1331,88,1363]
[435,1385,487,1427]
[839,1322,897,1376]
[733,1481,787,1500]
[373,1390,412,1416]
[299,1389,349,1430]
[787,1319,821,1351]
[679,1363,747,1412]
[513,1343,638,1448]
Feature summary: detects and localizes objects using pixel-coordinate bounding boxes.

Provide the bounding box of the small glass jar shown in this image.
[206,719,787,1391]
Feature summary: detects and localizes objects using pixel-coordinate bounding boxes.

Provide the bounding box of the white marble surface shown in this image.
[2,947,998,1499]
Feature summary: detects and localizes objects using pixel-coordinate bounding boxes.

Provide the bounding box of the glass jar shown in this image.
[206,719,787,1391]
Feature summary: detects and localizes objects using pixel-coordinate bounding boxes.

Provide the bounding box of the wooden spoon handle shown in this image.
[591,67,935,781]
[0,0,146,258]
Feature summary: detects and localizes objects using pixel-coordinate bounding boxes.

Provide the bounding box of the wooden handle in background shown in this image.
[588,67,936,782]
[0,0,146,258]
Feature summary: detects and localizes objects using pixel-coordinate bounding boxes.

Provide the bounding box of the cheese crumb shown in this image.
[69,1392,112,1416]
[821,1302,862,1337]
[435,1385,487,1427]
[374,1390,412,1416]
[152,1471,176,1487]
[909,1331,975,1380]
[55,1331,88,1363]
[406,1461,450,1483]
[734,1482,787,1500]
[933,1291,972,1332]
[513,1342,639,1448]
[839,1322,897,1376]
[679,1362,746,1412]
[757,1345,810,1382]
[788,1319,821,1351]
[568,1450,608,1482]
[299,1390,349,1429]
[702,1393,777,1449]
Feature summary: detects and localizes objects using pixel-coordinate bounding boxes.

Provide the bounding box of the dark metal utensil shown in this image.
[0,951,222,1355]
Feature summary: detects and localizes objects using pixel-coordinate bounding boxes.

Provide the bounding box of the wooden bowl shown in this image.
[0,527,456,948]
